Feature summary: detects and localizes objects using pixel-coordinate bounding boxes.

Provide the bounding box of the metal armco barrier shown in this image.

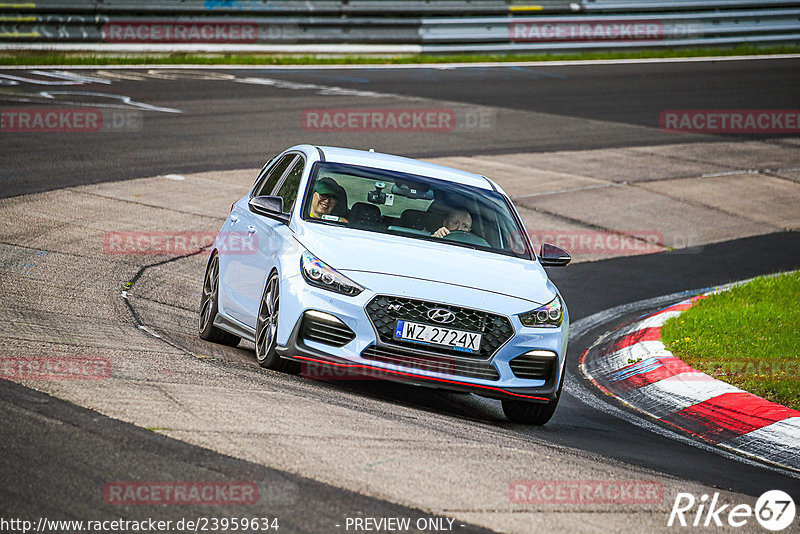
[581,0,800,11]
[0,16,422,44]
[1,1,577,15]
[420,8,800,52]
[1,1,799,53]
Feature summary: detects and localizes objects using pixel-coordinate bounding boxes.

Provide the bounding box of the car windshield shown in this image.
[301,162,532,259]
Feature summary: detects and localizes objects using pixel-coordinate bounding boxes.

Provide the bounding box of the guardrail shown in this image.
[1,1,799,53]
[420,8,800,52]
[581,0,800,12]
[3,1,578,15]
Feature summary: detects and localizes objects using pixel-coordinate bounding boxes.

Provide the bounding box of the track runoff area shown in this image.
[0,56,799,533]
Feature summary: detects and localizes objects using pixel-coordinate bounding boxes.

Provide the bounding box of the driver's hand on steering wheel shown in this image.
[433,227,451,238]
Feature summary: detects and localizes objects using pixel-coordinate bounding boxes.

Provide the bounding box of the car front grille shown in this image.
[361,345,500,381]
[300,314,356,347]
[364,295,514,359]
[509,352,555,380]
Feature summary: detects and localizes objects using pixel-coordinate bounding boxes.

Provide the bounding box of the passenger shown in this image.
[432,208,472,238]
[309,177,348,222]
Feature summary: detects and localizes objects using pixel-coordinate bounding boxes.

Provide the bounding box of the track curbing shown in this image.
[580,284,800,472]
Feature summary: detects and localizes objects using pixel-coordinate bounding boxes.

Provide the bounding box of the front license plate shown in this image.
[394,320,482,352]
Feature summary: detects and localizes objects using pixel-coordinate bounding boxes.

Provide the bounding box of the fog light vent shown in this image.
[509,351,555,380]
[300,310,355,347]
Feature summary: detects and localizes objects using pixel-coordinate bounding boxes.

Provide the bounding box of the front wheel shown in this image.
[501,397,559,425]
[502,370,564,425]
[255,272,298,374]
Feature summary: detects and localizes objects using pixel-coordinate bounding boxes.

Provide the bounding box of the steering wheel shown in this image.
[442,230,490,247]
[443,230,472,240]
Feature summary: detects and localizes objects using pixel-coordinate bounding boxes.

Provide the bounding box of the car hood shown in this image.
[294,222,554,306]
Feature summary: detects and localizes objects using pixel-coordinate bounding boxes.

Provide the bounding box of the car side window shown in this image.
[253,154,295,197]
[275,157,305,213]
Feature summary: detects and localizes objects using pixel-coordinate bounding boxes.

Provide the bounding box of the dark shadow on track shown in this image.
[0,379,496,534]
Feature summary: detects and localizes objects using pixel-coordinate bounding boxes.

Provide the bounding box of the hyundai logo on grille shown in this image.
[427,308,456,324]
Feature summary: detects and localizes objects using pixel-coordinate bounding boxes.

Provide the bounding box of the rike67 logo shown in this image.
[668,490,795,531]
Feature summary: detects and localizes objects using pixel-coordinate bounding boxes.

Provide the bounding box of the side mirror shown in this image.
[539,242,571,267]
[249,196,290,224]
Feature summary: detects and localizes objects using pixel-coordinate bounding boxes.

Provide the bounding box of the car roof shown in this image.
[313,146,494,191]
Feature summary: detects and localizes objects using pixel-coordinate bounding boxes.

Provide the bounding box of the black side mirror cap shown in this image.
[248,196,290,224]
[539,242,571,267]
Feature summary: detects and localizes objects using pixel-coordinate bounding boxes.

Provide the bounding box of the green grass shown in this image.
[662,271,800,411]
[1,43,799,66]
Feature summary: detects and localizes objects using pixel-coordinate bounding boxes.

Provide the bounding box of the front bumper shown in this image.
[274,272,568,402]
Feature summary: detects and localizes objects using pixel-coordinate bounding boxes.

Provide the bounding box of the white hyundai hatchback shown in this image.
[199,145,571,424]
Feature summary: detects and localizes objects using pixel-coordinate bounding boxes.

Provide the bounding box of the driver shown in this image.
[310,177,348,222]
[432,208,472,238]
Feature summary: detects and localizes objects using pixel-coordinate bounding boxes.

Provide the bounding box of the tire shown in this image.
[255,271,299,374]
[199,253,241,347]
[501,369,564,425]
[501,398,559,425]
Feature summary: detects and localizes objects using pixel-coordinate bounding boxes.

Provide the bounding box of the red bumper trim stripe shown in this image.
[292,355,550,401]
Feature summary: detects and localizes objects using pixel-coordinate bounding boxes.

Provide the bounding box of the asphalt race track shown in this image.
[2,58,799,198]
[1,58,799,533]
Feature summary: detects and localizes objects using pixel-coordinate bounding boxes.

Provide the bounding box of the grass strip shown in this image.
[662,271,800,411]
[1,44,799,66]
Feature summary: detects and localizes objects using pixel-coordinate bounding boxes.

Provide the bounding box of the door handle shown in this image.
[246,225,256,235]
[230,214,239,225]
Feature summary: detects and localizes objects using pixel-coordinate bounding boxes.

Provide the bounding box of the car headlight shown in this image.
[519,294,564,328]
[300,250,364,296]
